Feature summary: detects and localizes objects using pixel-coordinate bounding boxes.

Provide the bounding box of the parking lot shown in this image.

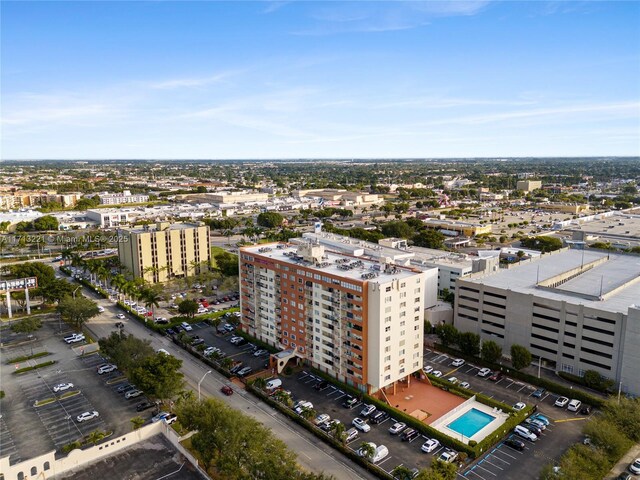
[279,371,457,476]
[423,349,588,479]
[0,322,152,462]
[166,320,271,375]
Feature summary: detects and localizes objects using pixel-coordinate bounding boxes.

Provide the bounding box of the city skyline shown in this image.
[2,1,639,160]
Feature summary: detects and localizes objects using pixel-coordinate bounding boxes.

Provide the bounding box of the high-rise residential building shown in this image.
[239,241,427,394]
[117,222,210,283]
[454,249,640,396]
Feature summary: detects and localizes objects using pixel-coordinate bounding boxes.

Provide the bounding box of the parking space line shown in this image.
[517,384,528,392]
[476,464,498,476]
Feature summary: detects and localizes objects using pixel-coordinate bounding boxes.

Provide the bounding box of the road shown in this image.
[77,283,373,480]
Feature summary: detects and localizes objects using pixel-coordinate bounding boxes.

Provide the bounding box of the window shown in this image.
[386,286,392,292]
[384,355,391,362]
[385,296,392,302]
[385,326,391,332]
[385,336,391,342]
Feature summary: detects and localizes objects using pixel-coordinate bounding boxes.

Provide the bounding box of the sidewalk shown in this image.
[606,443,640,479]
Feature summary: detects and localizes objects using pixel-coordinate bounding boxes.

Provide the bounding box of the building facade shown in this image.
[516,180,542,192]
[98,190,150,205]
[454,249,640,396]
[239,242,427,393]
[117,222,210,283]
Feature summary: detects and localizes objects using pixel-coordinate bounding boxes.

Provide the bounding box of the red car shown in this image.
[221,385,233,396]
[489,371,504,382]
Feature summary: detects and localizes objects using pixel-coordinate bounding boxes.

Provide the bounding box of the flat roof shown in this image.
[463,249,640,314]
[124,222,203,234]
[242,243,420,283]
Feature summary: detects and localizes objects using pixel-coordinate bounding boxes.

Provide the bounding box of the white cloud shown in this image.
[148,71,239,90]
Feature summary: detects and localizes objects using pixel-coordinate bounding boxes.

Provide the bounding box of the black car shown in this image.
[136,401,155,412]
[230,363,244,374]
[400,428,419,441]
[235,338,247,346]
[342,396,358,409]
[523,423,542,436]
[191,338,205,346]
[314,380,329,391]
[166,328,176,335]
[580,405,592,415]
[504,437,525,451]
[371,411,390,424]
[116,383,133,393]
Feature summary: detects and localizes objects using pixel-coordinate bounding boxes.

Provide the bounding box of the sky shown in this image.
[1,1,639,160]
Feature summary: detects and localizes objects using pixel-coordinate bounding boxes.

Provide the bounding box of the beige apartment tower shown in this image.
[240,241,427,394]
[118,222,210,283]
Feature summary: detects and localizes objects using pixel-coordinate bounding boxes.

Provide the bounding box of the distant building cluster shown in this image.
[0,190,82,209]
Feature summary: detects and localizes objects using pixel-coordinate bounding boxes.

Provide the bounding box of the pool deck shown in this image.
[431,400,510,444]
[378,377,466,425]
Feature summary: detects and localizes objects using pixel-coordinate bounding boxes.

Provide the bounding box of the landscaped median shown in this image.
[33,390,81,407]
[13,360,56,375]
[6,351,51,364]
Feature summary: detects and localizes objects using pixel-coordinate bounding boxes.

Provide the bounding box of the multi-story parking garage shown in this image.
[454,248,640,397]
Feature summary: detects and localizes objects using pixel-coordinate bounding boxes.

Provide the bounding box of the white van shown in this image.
[567,399,582,412]
[265,379,282,391]
[371,445,389,463]
[514,425,537,442]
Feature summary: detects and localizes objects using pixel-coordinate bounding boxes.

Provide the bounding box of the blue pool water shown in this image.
[447,408,495,437]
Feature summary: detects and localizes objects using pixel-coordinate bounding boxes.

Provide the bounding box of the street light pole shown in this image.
[198,370,212,402]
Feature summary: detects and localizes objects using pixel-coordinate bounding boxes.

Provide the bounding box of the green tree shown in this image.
[481,340,502,363]
[257,212,284,228]
[32,215,59,231]
[213,250,239,277]
[429,458,458,480]
[391,465,416,480]
[86,429,106,445]
[440,288,455,306]
[98,332,155,374]
[457,332,480,357]
[435,324,458,348]
[583,370,614,391]
[178,299,199,318]
[510,344,532,370]
[130,416,146,431]
[57,295,100,330]
[129,352,185,403]
[39,278,77,304]
[520,236,563,253]
[601,397,640,442]
[331,421,346,443]
[380,220,414,239]
[413,229,446,249]
[357,441,375,460]
[11,317,42,335]
[583,416,633,458]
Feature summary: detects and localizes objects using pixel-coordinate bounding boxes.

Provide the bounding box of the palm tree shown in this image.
[357,440,375,459]
[140,287,161,318]
[86,429,105,445]
[391,465,415,480]
[331,422,346,443]
[143,265,159,283]
[130,416,145,431]
[251,377,267,390]
[300,406,317,421]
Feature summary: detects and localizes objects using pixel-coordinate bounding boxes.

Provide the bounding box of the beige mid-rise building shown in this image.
[117,222,210,283]
[516,180,542,192]
[240,241,427,394]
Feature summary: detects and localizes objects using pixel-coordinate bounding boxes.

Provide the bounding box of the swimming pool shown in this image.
[447,408,495,438]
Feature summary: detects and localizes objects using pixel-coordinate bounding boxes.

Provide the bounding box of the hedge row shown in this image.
[426,375,516,414]
[247,384,394,480]
[433,344,606,409]
[6,351,50,364]
[14,360,56,374]
[557,371,612,394]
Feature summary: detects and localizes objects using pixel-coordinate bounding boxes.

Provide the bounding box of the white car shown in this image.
[459,382,471,389]
[313,413,330,425]
[117,313,125,319]
[555,396,569,408]
[513,402,527,411]
[125,389,143,399]
[352,417,371,433]
[421,438,440,453]
[452,358,465,367]
[64,333,85,344]
[629,458,640,475]
[181,322,193,332]
[357,442,376,458]
[388,422,406,435]
[157,349,170,356]
[447,376,459,385]
[360,404,376,417]
[477,367,492,377]
[97,364,117,374]
[423,365,434,374]
[432,370,443,378]
[76,411,99,423]
[567,399,582,412]
[97,306,105,313]
[438,450,458,463]
[53,382,74,393]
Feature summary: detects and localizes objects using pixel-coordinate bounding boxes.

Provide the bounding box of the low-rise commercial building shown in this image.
[98,190,150,205]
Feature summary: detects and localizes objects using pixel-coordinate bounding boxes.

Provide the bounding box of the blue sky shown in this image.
[1,1,639,159]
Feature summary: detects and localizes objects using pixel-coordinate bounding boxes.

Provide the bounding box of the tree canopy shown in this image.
[129,352,184,402]
[257,212,284,228]
[98,332,155,374]
[57,295,100,330]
